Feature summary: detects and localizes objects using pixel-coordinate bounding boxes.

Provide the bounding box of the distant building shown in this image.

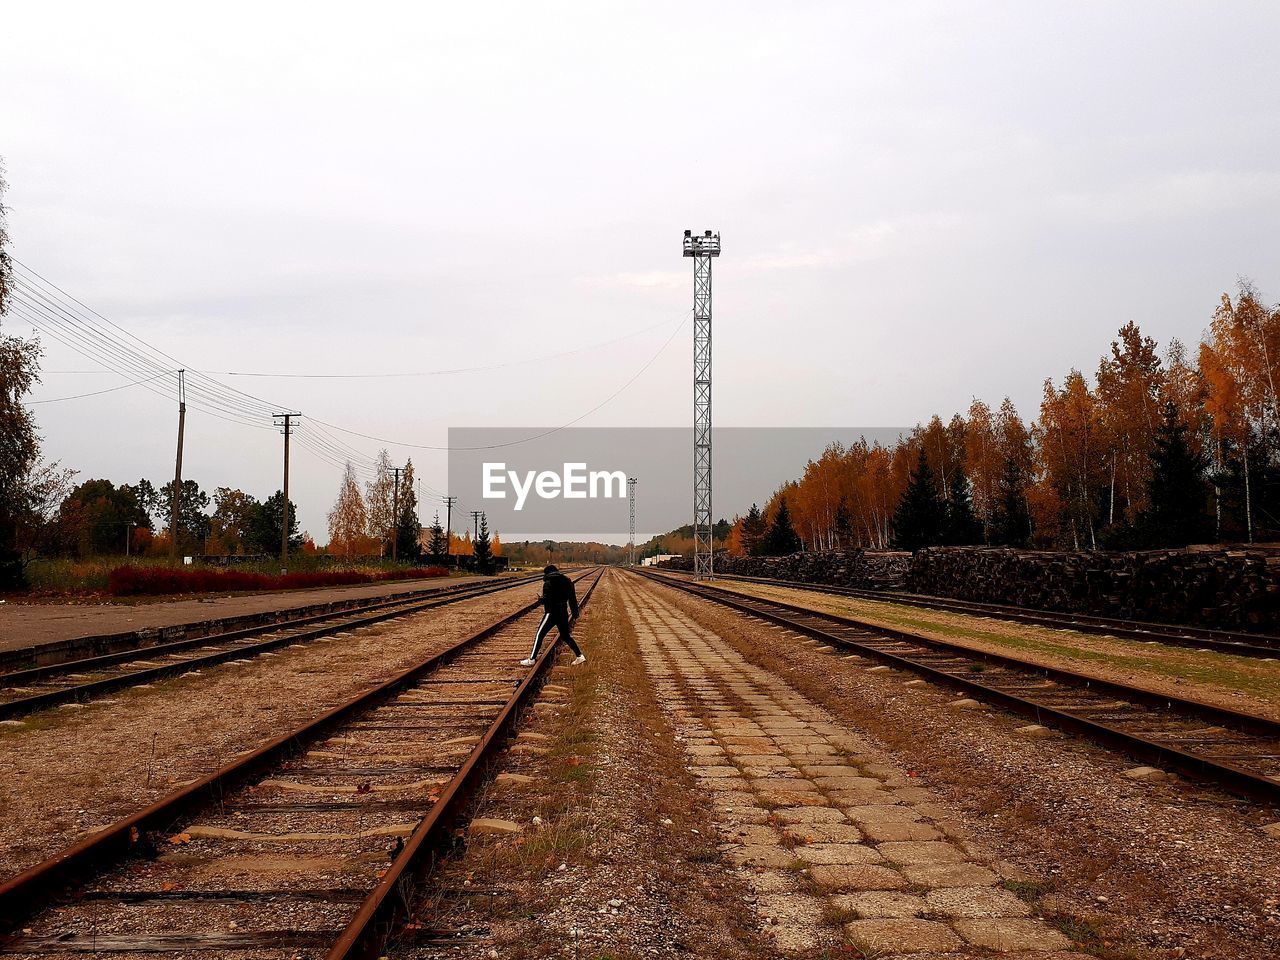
[641,554,682,567]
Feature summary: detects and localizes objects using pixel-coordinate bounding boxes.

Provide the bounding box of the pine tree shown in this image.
[991,456,1031,547]
[742,503,766,556]
[833,498,854,551]
[892,449,946,550]
[942,468,983,545]
[425,511,447,560]
[394,460,422,562]
[1132,402,1210,547]
[472,513,494,574]
[247,490,302,555]
[761,497,801,556]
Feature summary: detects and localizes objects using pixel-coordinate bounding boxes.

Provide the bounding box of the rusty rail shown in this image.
[0,570,598,930]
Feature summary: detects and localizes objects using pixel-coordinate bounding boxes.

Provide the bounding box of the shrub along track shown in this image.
[640,571,1280,806]
[0,576,540,721]
[0,571,601,960]
[684,570,1280,658]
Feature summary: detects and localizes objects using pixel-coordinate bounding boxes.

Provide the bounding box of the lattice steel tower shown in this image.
[683,228,720,579]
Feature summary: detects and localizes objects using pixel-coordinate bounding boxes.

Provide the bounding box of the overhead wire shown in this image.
[11,258,691,518]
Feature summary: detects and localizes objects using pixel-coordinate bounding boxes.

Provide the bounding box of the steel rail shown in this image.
[0,575,540,720]
[682,569,1280,658]
[326,569,604,960]
[639,570,1280,804]
[0,570,596,927]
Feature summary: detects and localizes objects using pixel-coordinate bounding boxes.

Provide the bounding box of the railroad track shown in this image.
[0,569,601,958]
[639,570,1280,805]
[0,575,542,721]
[678,569,1280,659]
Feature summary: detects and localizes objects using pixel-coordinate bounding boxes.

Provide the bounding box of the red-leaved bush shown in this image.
[108,565,448,597]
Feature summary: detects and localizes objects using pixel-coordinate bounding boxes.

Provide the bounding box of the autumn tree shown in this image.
[365,449,397,555]
[964,399,1000,537]
[0,165,39,584]
[1036,371,1105,549]
[56,479,151,556]
[1200,282,1280,541]
[208,487,259,555]
[1094,322,1166,534]
[327,463,367,557]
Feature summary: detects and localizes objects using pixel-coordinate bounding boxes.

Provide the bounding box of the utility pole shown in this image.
[443,496,458,556]
[628,477,638,566]
[390,466,402,562]
[470,510,482,540]
[273,413,301,567]
[683,229,720,580]
[170,369,186,565]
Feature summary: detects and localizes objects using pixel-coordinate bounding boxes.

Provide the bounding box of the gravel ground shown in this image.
[708,579,1280,721]
[0,587,535,879]
[646,576,1280,958]
[0,573,517,653]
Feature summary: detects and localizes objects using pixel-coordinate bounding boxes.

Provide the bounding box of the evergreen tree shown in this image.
[942,468,983,545]
[761,497,802,556]
[394,460,422,562]
[991,456,1031,547]
[1132,402,1210,547]
[892,449,946,550]
[247,490,302,555]
[833,498,854,550]
[425,511,448,560]
[742,503,767,556]
[472,513,494,574]
[159,479,212,553]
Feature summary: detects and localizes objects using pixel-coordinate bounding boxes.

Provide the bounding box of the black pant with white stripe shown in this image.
[528,612,582,660]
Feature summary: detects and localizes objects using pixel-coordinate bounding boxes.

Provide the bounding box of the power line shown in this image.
[309,311,691,452]
[201,316,683,379]
[28,371,170,404]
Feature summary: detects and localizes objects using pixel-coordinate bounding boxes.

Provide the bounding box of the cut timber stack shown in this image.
[655,551,910,589]
[909,545,1280,632]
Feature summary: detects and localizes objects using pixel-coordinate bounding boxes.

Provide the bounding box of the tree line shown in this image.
[727,283,1280,555]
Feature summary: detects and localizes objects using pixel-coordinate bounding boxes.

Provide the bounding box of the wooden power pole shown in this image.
[170,370,186,564]
[274,413,300,567]
[443,495,457,556]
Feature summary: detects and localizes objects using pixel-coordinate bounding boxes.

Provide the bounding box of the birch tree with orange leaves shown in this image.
[1095,321,1165,527]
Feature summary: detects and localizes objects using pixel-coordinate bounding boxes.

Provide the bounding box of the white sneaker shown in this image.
[572,654,587,665]
[519,658,536,667]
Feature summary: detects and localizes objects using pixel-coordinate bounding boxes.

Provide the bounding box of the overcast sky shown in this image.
[3,2,1278,541]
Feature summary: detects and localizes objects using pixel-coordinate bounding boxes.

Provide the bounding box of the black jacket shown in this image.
[541,571,579,621]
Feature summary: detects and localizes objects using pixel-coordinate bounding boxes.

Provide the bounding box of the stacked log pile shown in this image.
[654,551,910,589]
[908,546,1280,631]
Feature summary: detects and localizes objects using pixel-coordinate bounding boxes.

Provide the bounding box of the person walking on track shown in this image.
[520,564,586,666]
